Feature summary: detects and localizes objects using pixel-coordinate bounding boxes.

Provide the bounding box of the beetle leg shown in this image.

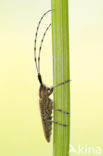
[48,79,71,96]
[51,100,70,115]
[47,120,68,127]
[50,79,71,89]
[52,107,70,115]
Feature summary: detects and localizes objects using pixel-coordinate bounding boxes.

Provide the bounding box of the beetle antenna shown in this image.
[38,73,43,85]
[34,10,52,73]
[38,23,51,73]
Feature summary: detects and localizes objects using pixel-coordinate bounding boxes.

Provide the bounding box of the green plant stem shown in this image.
[51,0,70,156]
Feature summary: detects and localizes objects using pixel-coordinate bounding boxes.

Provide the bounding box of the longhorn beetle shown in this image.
[34,10,70,142]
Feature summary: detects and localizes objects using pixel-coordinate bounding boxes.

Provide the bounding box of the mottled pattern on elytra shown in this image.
[39,85,53,142]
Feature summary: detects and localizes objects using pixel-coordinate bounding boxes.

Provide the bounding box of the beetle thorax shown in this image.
[39,84,48,98]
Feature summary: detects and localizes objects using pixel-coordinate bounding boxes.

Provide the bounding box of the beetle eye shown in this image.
[48,88,50,93]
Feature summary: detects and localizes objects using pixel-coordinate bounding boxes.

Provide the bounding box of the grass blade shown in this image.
[51,0,70,156]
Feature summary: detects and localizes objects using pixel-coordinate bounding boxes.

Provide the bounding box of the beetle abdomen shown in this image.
[39,98,52,142]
